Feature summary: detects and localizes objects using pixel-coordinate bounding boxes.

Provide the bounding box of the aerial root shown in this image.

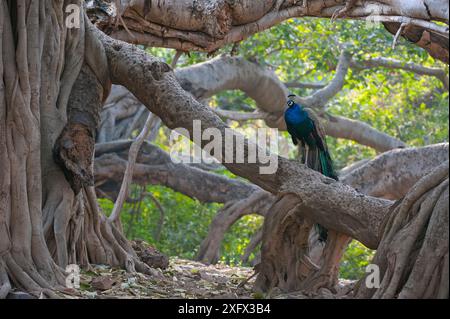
[355,162,449,299]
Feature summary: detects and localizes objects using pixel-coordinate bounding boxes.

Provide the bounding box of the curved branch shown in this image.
[94,141,260,204]
[109,114,159,224]
[197,191,273,264]
[341,143,449,199]
[295,51,352,108]
[350,57,449,91]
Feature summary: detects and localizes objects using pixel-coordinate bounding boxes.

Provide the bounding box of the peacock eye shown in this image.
[287,101,293,106]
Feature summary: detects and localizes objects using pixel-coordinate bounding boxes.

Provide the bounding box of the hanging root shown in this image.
[0,260,11,299]
[355,161,449,299]
[254,194,350,294]
[77,187,159,275]
[49,48,159,278]
[241,228,263,265]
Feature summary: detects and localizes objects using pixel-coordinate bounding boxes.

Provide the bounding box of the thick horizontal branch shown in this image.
[94,141,259,204]
[341,143,449,200]
[94,140,447,207]
[323,114,406,152]
[92,0,449,63]
[213,109,268,121]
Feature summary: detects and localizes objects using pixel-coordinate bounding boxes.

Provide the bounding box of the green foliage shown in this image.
[340,241,375,280]
[220,214,263,266]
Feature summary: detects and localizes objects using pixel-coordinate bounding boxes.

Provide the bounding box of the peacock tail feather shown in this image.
[319,149,338,181]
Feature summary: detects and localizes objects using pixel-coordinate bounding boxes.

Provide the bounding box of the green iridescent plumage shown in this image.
[284,94,338,241]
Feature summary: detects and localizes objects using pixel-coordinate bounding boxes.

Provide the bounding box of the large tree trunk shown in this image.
[0,0,71,298]
[355,162,449,298]
[0,1,153,298]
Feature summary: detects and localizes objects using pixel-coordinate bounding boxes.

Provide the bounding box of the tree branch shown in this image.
[350,57,449,91]
[94,141,260,204]
[295,51,352,108]
[91,0,449,63]
[341,143,449,199]
[323,114,406,152]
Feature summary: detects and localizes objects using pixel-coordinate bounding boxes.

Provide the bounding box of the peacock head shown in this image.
[287,94,297,108]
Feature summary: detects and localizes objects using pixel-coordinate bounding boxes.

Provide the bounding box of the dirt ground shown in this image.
[57,257,354,299]
[6,241,354,299]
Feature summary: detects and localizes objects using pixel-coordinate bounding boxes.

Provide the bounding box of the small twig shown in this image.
[230,42,240,56]
[114,0,135,40]
[171,50,183,69]
[109,114,158,226]
[392,23,407,49]
[144,192,166,241]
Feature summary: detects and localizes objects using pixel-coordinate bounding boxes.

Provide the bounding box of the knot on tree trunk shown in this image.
[149,61,172,81]
[54,123,96,194]
[53,65,104,194]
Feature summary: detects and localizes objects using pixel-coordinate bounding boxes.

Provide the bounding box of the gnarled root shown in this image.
[355,161,449,299]
[0,260,11,299]
[254,194,350,294]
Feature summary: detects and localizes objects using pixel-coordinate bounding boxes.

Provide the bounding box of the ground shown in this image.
[72,258,256,299]
[70,259,355,299]
[6,241,354,299]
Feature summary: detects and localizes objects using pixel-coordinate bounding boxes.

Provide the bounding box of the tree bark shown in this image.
[0,1,156,298]
[0,0,73,297]
[96,26,448,297]
[355,161,449,299]
[101,0,449,63]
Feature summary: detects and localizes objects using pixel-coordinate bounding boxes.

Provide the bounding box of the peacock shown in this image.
[284,94,338,241]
